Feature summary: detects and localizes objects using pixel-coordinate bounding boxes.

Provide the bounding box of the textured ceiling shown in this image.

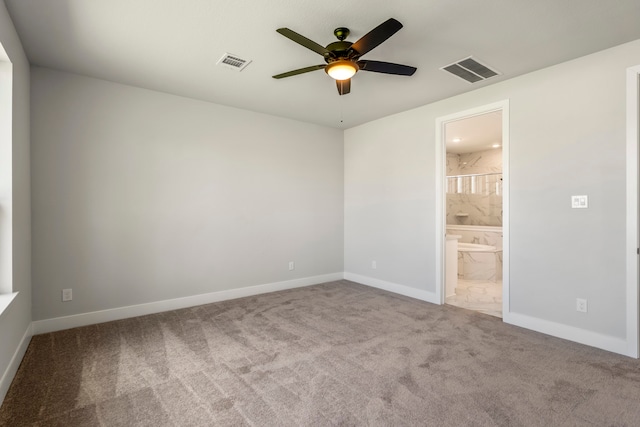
[5,0,640,129]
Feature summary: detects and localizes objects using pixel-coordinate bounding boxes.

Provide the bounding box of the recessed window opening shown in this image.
[0,46,13,295]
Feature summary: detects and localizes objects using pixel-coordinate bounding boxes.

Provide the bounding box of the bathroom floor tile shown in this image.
[446,279,502,318]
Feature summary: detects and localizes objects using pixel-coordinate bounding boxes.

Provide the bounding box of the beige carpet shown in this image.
[1,280,640,426]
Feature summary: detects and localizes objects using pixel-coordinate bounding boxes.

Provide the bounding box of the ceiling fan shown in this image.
[272,18,417,95]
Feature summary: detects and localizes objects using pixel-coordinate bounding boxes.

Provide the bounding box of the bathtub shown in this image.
[457,242,503,282]
[458,242,497,252]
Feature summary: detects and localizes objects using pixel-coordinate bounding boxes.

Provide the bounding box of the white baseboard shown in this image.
[503,311,630,357]
[28,272,632,361]
[0,323,32,406]
[344,272,439,304]
[345,273,632,357]
[32,273,344,335]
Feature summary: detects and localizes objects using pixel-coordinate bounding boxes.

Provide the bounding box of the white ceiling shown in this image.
[446,111,502,154]
[5,0,640,129]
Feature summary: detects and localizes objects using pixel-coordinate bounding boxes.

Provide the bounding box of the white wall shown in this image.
[31,67,343,321]
[0,0,31,403]
[345,39,640,349]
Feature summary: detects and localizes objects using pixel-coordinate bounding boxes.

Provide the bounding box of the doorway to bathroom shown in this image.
[436,101,509,319]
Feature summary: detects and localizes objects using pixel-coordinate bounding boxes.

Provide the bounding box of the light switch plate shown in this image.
[571,195,588,209]
[62,288,73,302]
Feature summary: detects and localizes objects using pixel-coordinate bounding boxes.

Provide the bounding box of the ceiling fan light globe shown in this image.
[326,60,358,80]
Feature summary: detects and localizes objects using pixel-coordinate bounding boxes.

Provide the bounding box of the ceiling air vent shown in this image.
[441,56,500,84]
[216,53,252,71]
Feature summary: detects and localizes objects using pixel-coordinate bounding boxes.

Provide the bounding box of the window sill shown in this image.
[0,292,18,318]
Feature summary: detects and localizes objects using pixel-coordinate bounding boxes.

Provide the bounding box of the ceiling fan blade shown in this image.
[357,60,417,76]
[272,64,326,79]
[349,18,403,57]
[336,79,351,95]
[276,28,331,57]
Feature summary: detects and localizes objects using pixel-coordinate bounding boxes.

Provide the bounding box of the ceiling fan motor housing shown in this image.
[324,41,353,62]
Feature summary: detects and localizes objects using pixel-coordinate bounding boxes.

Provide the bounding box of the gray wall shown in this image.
[0,0,31,396]
[345,39,640,340]
[31,68,344,320]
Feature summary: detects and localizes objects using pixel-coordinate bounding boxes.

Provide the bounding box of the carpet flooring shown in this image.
[1,280,640,426]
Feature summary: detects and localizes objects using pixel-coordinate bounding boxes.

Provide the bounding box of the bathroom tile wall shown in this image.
[458,148,502,175]
[447,148,501,176]
[447,148,502,226]
[446,152,460,175]
[447,185,502,226]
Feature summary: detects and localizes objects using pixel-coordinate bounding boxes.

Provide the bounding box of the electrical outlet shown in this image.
[372,260,377,269]
[62,288,73,302]
[576,298,587,313]
[288,261,295,271]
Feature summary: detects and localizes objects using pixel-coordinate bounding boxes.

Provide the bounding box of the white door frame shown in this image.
[435,100,510,317]
[625,65,640,358]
